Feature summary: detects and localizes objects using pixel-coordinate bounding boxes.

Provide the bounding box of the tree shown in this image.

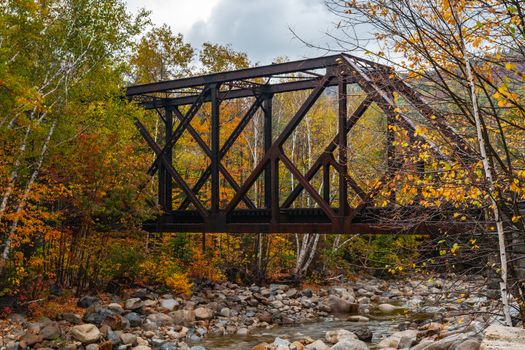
[327,0,525,324]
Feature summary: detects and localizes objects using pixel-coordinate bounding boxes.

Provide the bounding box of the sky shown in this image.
[124,0,344,65]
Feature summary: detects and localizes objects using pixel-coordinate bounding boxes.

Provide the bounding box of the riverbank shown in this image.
[0,274,513,349]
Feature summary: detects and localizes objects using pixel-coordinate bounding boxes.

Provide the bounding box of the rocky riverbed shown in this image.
[0,274,521,349]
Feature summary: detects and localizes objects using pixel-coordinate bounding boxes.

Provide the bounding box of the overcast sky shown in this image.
[124,0,343,64]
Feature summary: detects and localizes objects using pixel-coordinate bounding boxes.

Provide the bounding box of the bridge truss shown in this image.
[127,54,481,234]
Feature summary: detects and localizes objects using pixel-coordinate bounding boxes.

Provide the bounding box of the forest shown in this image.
[2,0,525,349]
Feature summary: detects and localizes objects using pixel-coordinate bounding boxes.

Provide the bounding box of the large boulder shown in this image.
[70,324,101,344]
[377,329,419,349]
[327,295,358,314]
[330,339,368,350]
[306,339,330,350]
[481,325,525,349]
[326,329,358,344]
[147,313,173,327]
[194,307,214,320]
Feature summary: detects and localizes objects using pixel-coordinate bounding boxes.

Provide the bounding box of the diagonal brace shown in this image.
[135,118,208,218]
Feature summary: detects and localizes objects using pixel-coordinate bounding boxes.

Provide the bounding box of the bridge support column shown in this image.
[338,77,349,217]
[211,84,220,213]
[387,112,396,203]
[159,108,173,211]
[264,94,273,209]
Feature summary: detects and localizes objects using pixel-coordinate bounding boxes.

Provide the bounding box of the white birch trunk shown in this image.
[464,56,512,326]
[0,121,57,267]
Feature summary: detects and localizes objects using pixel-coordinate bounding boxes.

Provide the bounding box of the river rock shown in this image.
[160,343,178,350]
[457,339,481,350]
[327,295,358,314]
[480,325,525,349]
[306,339,329,350]
[125,312,143,327]
[40,322,60,340]
[274,337,290,347]
[194,307,214,320]
[326,329,357,344]
[376,303,398,313]
[108,303,125,314]
[120,332,138,345]
[377,329,419,348]
[171,309,195,325]
[160,298,178,311]
[353,326,373,342]
[347,315,369,322]
[251,343,271,350]
[330,339,368,350]
[19,332,43,348]
[70,324,101,344]
[78,296,99,308]
[60,312,83,324]
[147,312,173,326]
[125,298,144,310]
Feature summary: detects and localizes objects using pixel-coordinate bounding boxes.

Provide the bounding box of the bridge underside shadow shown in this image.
[127,54,482,235]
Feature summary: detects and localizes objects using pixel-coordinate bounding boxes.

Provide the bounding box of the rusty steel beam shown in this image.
[127,55,343,96]
[139,77,352,108]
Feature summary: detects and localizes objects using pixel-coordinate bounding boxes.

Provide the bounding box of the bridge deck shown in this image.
[144,207,484,234]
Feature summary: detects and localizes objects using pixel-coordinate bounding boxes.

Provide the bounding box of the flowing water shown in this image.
[195,311,433,350]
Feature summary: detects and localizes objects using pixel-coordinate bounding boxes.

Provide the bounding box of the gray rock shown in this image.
[59,312,83,324]
[124,312,143,327]
[86,344,99,350]
[160,298,178,311]
[326,329,357,344]
[146,312,173,326]
[376,303,398,313]
[219,307,231,317]
[78,296,99,308]
[236,328,249,336]
[40,322,60,340]
[306,339,329,350]
[330,339,368,350]
[171,309,195,325]
[159,343,178,350]
[457,339,480,350]
[274,337,291,347]
[108,303,125,314]
[70,324,101,344]
[353,326,373,342]
[84,308,114,326]
[120,332,138,345]
[271,300,284,308]
[480,325,525,350]
[6,341,19,350]
[194,307,214,320]
[327,295,358,314]
[125,298,144,310]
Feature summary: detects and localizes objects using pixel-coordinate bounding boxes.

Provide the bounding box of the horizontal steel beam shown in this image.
[140,76,359,108]
[126,55,343,96]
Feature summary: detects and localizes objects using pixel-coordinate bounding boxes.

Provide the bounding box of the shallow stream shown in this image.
[196,311,433,350]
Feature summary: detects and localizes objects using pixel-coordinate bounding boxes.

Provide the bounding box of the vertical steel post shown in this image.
[264,94,273,208]
[338,77,349,216]
[387,111,396,203]
[211,84,220,213]
[165,108,173,211]
[323,163,330,203]
[271,157,279,223]
[158,108,173,211]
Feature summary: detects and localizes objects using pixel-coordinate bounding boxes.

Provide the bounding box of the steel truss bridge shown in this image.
[126,54,481,235]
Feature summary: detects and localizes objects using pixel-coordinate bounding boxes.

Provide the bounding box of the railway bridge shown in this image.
[126,54,482,235]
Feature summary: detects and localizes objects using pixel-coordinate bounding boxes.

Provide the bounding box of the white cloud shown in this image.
[125,0,343,64]
[125,0,220,34]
